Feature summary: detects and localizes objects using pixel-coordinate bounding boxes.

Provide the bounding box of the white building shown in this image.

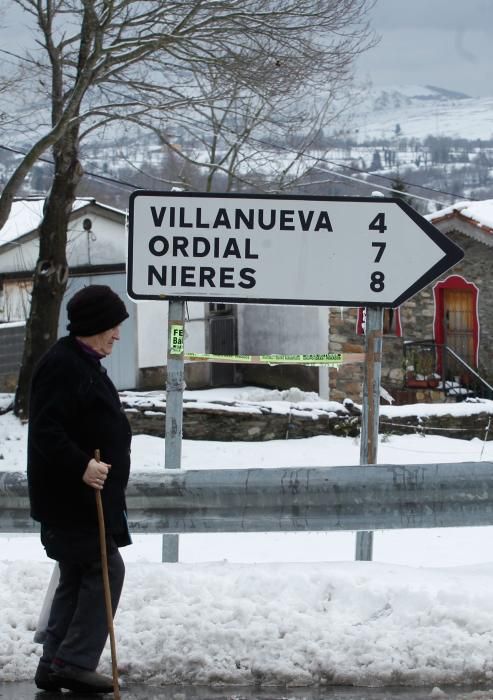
[0,196,328,393]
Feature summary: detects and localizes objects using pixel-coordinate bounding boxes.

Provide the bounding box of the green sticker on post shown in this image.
[169,324,184,355]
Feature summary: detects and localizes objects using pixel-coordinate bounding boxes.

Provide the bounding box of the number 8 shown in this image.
[370,271,385,292]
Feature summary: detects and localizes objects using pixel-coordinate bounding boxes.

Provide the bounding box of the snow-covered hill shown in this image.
[350,84,493,142]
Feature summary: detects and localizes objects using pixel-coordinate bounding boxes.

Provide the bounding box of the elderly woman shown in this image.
[28,284,132,694]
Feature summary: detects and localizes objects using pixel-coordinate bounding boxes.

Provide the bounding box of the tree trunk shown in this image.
[14,127,83,419]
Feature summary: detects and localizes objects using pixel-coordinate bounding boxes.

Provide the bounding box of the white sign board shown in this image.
[127,192,463,307]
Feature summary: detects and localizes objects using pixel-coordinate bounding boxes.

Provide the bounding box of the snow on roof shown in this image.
[0,197,125,248]
[427,199,493,234]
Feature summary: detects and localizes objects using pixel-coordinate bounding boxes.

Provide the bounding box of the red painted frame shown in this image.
[433,275,479,367]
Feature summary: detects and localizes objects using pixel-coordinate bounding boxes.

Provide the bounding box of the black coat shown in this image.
[27,336,132,544]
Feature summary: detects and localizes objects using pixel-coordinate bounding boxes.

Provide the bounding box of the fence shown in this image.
[2,461,493,541]
[404,339,493,400]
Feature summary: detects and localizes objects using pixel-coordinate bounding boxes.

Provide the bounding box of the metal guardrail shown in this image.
[2,462,493,534]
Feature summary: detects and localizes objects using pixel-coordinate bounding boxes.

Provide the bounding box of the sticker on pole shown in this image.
[169,323,184,355]
[127,191,464,308]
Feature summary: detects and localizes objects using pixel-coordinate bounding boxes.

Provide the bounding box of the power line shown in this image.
[0,137,478,205]
[243,133,477,203]
[150,113,474,204]
[307,167,443,205]
[316,156,472,201]
[0,144,137,191]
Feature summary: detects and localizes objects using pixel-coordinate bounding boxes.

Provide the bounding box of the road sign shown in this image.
[127,191,464,307]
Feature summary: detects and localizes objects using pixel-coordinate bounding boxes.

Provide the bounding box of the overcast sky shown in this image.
[359,0,493,97]
[2,0,492,100]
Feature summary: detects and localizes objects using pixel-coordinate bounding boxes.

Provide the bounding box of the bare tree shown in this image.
[1,0,377,225]
[114,3,373,194]
[125,72,344,194]
[3,0,376,417]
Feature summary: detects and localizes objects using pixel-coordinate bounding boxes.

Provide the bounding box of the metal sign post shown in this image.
[356,306,384,561]
[163,298,185,562]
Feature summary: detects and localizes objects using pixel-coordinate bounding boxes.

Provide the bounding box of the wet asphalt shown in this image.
[1,682,493,700]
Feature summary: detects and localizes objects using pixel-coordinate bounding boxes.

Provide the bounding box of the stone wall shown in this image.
[124,401,361,442]
[123,399,493,443]
[328,307,365,402]
[379,410,493,441]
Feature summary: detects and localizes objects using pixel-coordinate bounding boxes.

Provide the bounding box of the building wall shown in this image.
[446,231,493,378]
[0,280,33,322]
[67,212,125,267]
[1,274,139,393]
[328,229,493,402]
[0,203,213,390]
[0,322,25,391]
[328,307,365,402]
[0,207,125,276]
[237,304,329,393]
[135,299,210,389]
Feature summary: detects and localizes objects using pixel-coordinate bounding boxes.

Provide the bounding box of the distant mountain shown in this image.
[350,84,493,142]
[372,85,470,111]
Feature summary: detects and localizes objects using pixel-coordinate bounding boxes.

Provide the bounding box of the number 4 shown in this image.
[369,213,387,233]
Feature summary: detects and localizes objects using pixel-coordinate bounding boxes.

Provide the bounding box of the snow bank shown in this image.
[3,560,493,687]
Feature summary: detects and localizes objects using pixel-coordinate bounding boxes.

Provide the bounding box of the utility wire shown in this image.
[0,136,477,205]
[313,155,472,201]
[0,144,136,191]
[242,133,477,202]
[305,167,443,205]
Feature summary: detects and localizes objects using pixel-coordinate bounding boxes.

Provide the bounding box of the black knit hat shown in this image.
[66,285,129,336]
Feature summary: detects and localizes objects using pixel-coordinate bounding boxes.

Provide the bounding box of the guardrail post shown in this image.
[355,305,383,561]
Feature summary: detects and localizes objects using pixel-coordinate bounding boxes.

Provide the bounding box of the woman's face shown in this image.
[82,325,121,356]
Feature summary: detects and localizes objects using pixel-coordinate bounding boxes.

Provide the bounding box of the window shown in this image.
[356,307,402,336]
[208,303,233,315]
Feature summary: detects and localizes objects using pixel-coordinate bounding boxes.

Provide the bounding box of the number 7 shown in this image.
[372,241,386,262]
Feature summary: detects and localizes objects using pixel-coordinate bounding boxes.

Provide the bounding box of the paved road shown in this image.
[1,682,493,700]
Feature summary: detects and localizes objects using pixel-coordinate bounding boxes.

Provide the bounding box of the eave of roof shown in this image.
[427,200,493,249]
[431,208,493,236]
[0,197,125,252]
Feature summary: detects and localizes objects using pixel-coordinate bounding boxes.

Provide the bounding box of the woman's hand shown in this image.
[82,458,111,490]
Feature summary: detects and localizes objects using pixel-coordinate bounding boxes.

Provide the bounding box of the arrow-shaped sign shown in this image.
[127,191,464,307]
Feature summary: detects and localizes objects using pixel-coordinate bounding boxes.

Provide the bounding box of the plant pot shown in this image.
[406,378,429,388]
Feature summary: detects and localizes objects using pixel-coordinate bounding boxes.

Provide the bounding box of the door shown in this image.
[434,276,479,375]
[443,288,475,366]
[208,303,237,386]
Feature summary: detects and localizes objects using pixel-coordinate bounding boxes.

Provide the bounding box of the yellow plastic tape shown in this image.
[184,352,365,366]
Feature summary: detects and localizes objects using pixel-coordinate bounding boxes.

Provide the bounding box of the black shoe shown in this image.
[49,663,114,694]
[34,659,61,692]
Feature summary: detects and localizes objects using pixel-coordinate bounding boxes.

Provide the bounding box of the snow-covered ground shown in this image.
[350,85,493,142]
[354,95,493,142]
[1,388,493,688]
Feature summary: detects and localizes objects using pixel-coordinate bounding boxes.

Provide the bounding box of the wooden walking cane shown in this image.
[94,449,121,699]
